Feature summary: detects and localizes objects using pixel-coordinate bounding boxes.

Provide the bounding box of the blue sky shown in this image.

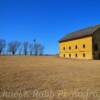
[0,0,100,54]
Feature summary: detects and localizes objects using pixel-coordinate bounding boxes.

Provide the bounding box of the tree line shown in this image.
[0,39,44,56]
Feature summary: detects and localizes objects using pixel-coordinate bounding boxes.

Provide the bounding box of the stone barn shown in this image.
[59,24,100,59]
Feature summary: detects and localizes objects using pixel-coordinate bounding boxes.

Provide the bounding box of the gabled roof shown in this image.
[59,24,100,42]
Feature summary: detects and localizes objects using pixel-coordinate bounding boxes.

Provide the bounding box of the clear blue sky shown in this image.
[0,0,100,54]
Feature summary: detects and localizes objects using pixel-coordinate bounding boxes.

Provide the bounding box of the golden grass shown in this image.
[0,56,100,100]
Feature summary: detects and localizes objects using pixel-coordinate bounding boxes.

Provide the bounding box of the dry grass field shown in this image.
[0,56,100,100]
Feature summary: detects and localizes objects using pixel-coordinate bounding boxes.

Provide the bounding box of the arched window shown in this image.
[69,54,71,58]
[83,53,85,57]
[63,47,65,50]
[83,44,86,48]
[69,46,71,50]
[75,45,77,49]
[75,53,78,57]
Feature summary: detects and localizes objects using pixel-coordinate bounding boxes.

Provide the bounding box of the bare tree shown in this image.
[0,39,6,55]
[33,40,44,56]
[19,44,23,55]
[29,43,33,55]
[23,41,29,55]
[39,44,44,55]
[8,41,21,55]
[33,40,39,56]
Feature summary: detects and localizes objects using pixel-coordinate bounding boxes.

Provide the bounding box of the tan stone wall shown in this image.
[59,36,93,59]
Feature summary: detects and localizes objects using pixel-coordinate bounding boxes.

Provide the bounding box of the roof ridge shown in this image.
[59,24,100,42]
[70,24,100,33]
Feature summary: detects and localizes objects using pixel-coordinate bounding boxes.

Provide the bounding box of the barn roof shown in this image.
[59,24,100,42]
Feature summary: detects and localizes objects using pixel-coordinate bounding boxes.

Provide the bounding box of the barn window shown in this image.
[75,53,78,57]
[69,46,71,50]
[83,53,85,57]
[75,45,77,49]
[83,44,86,48]
[69,54,71,58]
[63,47,65,50]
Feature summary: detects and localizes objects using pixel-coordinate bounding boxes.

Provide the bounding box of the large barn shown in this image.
[59,24,100,59]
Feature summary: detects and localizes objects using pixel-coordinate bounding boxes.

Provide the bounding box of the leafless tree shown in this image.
[33,40,39,56]
[8,41,21,55]
[23,41,29,55]
[0,39,6,55]
[19,44,23,55]
[39,44,44,55]
[33,40,44,56]
[29,43,33,55]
